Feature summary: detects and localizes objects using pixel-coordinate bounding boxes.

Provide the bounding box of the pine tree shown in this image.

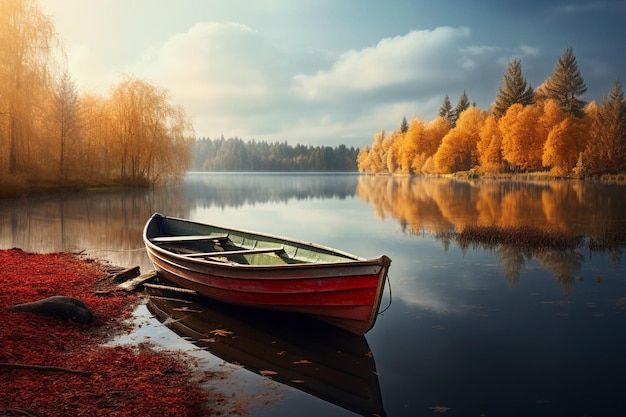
[438,95,452,120]
[493,58,534,118]
[450,91,470,127]
[399,116,409,133]
[543,47,587,117]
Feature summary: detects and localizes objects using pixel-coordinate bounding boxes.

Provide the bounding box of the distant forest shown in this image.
[192,137,359,172]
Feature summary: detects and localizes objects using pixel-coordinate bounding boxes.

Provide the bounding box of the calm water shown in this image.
[1,173,625,417]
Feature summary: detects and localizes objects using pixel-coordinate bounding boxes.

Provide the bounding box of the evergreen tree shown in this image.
[438,95,452,120]
[493,58,534,118]
[451,91,470,127]
[543,47,587,117]
[399,116,409,133]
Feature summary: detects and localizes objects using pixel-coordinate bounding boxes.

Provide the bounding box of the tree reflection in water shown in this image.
[356,175,625,292]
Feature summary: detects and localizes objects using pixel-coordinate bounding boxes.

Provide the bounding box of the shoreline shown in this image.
[2,171,625,199]
[0,248,223,417]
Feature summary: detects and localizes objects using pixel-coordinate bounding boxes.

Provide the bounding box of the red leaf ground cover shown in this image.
[0,248,215,416]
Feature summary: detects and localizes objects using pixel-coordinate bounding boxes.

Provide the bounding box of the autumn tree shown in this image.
[356,146,371,173]
[0,0,57,176]
[541,99,589,174]
[108,76,194,185]
[49,71,80,180]
[434,107,486,173]
[477,115,504,173]
[493,58,534,118]
[540,47,587,117]
[382,130,400,173]
[79,93,113,180]
[395,117,426,173]
[583,80,626,173]
[499,103,546,171]
[359,130,387,173]
[421,116,451,173]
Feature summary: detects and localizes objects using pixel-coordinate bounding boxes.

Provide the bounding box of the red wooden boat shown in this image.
[143,213,391,334]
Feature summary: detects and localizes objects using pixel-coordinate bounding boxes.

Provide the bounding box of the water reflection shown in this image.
[145,285,386,417]
[0,187,192,270]
[356,176,625,291]
[1,174,625,416]
[184,172,358,208]
[0,174,361,270]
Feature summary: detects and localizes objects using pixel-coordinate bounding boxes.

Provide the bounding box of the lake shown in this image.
[1,173,625,417]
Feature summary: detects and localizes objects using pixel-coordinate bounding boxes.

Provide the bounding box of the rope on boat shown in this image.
[378,273,392,315]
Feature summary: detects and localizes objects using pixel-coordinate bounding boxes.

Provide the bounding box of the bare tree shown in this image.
[51,71,79,180]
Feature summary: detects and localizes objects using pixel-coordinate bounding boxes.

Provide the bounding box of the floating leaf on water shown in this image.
[210,329,233,337]
[292,359,311,365]
[260,370,278,376]
[430,405,451,413]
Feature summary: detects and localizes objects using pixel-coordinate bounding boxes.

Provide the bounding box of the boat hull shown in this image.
[143,213,391,334]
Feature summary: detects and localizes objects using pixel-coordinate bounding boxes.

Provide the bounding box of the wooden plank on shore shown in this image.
[143,282,197,295]
[117,271,157,292]
[110,265,141,283]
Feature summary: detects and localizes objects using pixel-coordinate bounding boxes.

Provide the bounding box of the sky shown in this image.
[41,0,626,147]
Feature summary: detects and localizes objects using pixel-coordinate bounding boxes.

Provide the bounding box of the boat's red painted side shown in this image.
[143,214,391,334]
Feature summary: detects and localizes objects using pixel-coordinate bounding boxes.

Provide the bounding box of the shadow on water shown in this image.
[145,282,386,417]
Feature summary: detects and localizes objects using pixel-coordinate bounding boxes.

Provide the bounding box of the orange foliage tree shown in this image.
[583,80,626,174]
[541,100,589,174]
[0,0,194,187]
[421,116,451,173]
[434,107,487,173]
[108,76,194,185]
[499,104,547,171]
[0,0,56,177]
[477,115,504,173]
[396,117,425,174]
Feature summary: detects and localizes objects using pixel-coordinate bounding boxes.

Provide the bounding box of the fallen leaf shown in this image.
[276,350,287,356]
[259,370,278,377]
[292,359,311,365]
[289,379,305,384]
[430,405,451,413]
[210,329,233,337]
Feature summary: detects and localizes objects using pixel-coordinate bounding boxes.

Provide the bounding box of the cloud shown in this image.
[125,23,514,146]
[292,27,473,99]
[136,22,270,100]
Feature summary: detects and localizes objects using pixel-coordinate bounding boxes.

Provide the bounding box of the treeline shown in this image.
[358,48,626,177]
[192,137,359,172]
[0,0,193,190]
